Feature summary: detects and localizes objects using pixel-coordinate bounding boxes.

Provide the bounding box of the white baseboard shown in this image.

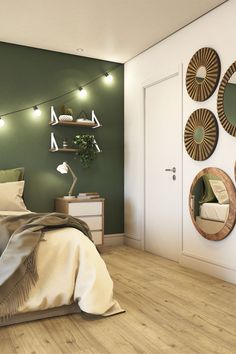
[180,252,236,285]
[104,234,124,246]
[124,236,142,249]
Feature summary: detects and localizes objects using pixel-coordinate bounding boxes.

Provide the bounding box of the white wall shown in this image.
[124,0,236,283]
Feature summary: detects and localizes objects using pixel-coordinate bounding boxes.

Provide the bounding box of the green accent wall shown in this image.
[0,42,124,234]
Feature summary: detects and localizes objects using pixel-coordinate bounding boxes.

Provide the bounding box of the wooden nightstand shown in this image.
[55,198,104,245]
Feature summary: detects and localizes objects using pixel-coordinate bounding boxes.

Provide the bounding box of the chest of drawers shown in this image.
[55,198,104,245]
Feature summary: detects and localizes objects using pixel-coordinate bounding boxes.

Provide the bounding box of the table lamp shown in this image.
[57,162,77,198]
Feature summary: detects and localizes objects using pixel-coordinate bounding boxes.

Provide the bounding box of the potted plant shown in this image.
[73,134,99,167]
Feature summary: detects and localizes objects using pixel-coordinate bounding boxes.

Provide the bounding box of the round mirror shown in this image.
[186,47,221,101]
[193,126,205,143]
[217,61,236,137]
[189,167,236,240]
[184,109,218,161]
[196,66,207,84]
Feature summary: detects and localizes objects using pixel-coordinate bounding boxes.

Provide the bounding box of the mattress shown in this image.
[200,203,229,222]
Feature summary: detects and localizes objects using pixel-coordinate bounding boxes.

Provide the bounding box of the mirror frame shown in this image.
[186,47,221,101]
[184,109,218,161]
[217,61,236,137]
[189,167,236,241]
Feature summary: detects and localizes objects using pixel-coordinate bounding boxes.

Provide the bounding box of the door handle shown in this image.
[165,167,176,173]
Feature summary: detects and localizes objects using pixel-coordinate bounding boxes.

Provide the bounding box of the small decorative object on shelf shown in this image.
[50,133,77,152]
[62,139,68,149]
[77,110,88,120]
[59,105,73,122]
[59,115,73,122]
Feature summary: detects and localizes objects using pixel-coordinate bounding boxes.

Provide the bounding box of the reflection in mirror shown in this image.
[191,174,229,234]
[193,126,205,144]
[189,168,236,240]
[217,61,236,136]
[196,66,207,84]
[223,71,236,127]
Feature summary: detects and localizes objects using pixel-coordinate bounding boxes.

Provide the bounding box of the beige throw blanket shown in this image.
[0,212,92,321]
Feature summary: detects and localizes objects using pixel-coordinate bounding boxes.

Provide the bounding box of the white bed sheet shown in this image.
[0,211,123,317]
[200,203,229,222]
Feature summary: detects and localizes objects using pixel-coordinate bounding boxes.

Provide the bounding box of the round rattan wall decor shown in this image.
[217,61,236,137]
[186,47,221,101]
[184,109,218,161]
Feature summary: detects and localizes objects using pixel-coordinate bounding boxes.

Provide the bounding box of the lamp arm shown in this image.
[67,164,78,197]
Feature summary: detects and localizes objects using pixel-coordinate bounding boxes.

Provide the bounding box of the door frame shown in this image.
[141,65,183,260]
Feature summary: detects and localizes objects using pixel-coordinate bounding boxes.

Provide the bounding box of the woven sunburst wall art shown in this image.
[217,60,236,137]
[186,47,221,101]
[184,108,219,161]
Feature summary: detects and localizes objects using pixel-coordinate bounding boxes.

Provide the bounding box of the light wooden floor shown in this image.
[1,246,236,354]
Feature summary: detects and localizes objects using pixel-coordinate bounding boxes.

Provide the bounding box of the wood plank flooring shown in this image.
[1,245,236,354]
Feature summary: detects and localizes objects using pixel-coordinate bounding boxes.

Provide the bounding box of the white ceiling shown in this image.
[0,0,226,63]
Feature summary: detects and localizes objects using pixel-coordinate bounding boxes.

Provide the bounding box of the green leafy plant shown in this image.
[61,105,73,116]
[73,134,98,167]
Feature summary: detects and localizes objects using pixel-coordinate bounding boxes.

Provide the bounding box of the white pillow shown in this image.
[209,179,229,204]
[0,181,27,211]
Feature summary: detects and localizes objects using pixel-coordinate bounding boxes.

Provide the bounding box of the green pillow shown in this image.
[0,167,24,183]
[200,173,220,204]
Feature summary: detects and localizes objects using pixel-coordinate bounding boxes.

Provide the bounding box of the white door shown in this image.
[144,71,182,261]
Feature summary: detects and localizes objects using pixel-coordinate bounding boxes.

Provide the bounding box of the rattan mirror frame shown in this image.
[184,109,218,161]
[189,167,236,241]
[186,47,221,101]
[217,61,236,137]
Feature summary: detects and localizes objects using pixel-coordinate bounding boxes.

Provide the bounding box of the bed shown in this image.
[199,202,229,223]
[192,173,230,234]
[196,202,229,234]
[0,171,123,326]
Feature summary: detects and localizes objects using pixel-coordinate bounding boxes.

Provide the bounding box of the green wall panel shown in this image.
[0,42,124,234]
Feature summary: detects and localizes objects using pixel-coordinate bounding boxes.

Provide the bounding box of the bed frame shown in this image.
[0,303,81,327]
[196,216,225,234]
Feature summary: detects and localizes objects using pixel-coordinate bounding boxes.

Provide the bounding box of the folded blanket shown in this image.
[0,212,92,321]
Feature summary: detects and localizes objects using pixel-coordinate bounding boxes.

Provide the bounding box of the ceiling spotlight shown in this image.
[78,87,87,98]
[0,117,5,128]
[33,106,41,117]
[104,72,113,84]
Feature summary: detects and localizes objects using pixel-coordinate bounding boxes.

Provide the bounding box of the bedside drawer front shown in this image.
[92,231,103,245]
[78,216,102,230]
[68,202,102,216]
